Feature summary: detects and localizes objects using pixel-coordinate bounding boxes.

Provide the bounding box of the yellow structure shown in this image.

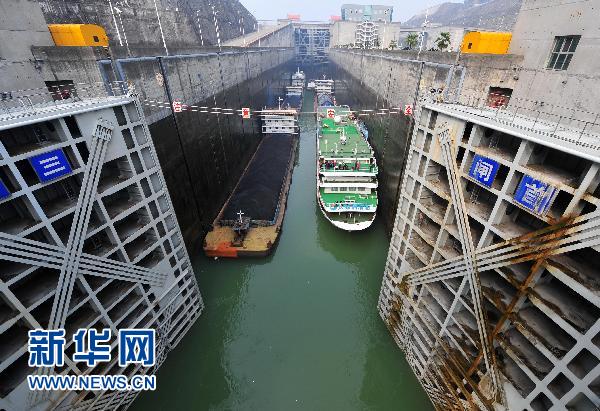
[48,24,109,47]
[460,31,512,54]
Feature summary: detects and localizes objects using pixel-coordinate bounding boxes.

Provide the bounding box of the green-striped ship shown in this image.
[316,93,378,231]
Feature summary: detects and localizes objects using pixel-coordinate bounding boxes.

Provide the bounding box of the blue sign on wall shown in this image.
[29,149,72,183]
[514,175,557,216]
[468,154,500,188]
[0,178,10,200]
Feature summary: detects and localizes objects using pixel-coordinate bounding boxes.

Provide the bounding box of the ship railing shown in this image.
[318,153,373,159]
[320,166,378,173]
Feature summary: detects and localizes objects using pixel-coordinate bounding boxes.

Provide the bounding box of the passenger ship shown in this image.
[315,84,378,231]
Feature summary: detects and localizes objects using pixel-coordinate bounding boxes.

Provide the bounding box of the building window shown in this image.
[546,35,580,70]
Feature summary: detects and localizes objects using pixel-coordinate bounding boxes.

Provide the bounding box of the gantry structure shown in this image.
[380,98,600,410]
[293,23,331,65]
[0,89,202,410]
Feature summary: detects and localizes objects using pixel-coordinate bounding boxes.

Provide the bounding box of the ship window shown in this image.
[93,36,99,43]
[547,35,580,71]
[339,187,347,192]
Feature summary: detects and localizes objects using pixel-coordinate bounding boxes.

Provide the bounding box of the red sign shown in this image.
[327,109,335,119]
[242,107,250,119]
[173,101,182,113]
[404,105,413,116]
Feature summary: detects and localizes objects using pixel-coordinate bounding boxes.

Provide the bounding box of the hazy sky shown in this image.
[239,0,457,23]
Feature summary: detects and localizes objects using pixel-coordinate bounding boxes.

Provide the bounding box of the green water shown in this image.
[132,93,432,411]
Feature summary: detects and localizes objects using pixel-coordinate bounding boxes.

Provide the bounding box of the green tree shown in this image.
[406,33,419,49]
[435,32,451,51]
[388,39,397,50]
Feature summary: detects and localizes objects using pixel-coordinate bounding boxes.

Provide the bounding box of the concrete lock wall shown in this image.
[29,45,294,250]
[329,48,523,231]
[508,0,600,119]
[37,0,257,51]
[250,24,294,48]
[0,0,56,91]
[330,49,522,107]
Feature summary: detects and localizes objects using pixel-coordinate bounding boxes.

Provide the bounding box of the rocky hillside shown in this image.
[37,0,257,51]
[403,0,522,31]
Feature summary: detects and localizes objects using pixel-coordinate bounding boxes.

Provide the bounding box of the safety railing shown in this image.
[319,165,378,173]
[0,81,130,123]
[443,93,600,150]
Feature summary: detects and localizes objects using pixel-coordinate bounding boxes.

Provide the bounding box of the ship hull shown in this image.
[315,130,377,232]
[316,193,376,231]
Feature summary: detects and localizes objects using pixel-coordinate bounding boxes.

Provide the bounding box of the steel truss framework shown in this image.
[0,96,202,410]
[379,101,600,410]
[294,25,331,65]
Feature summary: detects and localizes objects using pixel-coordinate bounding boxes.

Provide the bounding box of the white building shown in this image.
[330,21,404,49]
[341,4,393,23]
[355,21,380,49]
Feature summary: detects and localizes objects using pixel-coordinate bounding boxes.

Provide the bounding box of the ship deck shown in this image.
[204,132,297,257]
[204,225,280,257]
[221,133,295,223]
[319,118,372,158]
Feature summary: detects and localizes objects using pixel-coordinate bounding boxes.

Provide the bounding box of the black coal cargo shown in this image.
[222,133,295,223]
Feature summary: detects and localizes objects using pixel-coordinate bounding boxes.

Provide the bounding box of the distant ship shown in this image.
[290,67,305,88]
[315,81,378,231]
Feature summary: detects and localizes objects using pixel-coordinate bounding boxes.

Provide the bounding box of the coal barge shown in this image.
[203,70,304,257]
